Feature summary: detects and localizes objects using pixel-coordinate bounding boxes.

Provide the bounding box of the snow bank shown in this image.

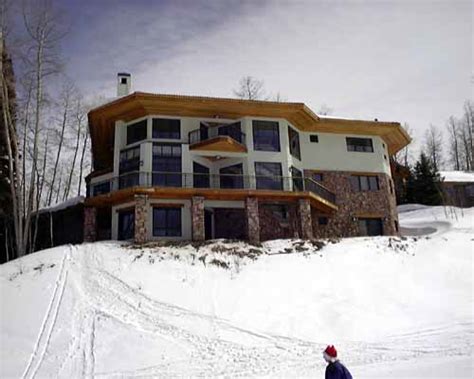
[1,207,472,377]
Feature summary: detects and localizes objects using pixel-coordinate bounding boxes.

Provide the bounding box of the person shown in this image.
[323,345,353,379]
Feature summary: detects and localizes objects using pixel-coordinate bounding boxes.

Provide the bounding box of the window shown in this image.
[310,134,319,143]
[318,217,328,225]
[252,120,280,151]
[358,218,383,236]
[218,122,243,144]
[312,173,323,182]
[255,162,283,190]
[152,143,182,187]
[291,166,304,191]
[346,137,374,152]
[288,126,301,160]
[152,118,180,139]
[193,162,210,188]
[93,181,110,196]
[466,184,474,197]
[220,164,243,189]
[119,146,140,188]
[127,120,147,145]
[350,175,379,191]
[118,209,134,240]
[394,220,399,232]
[389,179,393,194]
[121,77,127,84]
[153,207,181,237]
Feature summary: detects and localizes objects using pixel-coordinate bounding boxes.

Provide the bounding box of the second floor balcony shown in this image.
[88,171,337,210]
[188,122,247,153]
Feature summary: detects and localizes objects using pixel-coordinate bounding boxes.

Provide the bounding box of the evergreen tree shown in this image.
[408,153,442,205]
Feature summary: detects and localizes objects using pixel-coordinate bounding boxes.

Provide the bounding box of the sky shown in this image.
[56,0,472,155]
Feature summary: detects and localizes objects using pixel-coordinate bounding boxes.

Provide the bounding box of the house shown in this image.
[439,171,474,207]
[84,73,410,244]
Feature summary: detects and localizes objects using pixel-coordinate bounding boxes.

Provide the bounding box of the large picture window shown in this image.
[152,143,182,187]
[127,119,147,145]
[152,118,180,139]
[193,162,210,188]
[288,126,301,160]
[119,146,140,188]
[153,207,181,236]
[252,120,280,151]
[350,175,379,191]
[358,218,383,236]
[219,164,243,189]
[346,137,374,152]
[255,162,283,190]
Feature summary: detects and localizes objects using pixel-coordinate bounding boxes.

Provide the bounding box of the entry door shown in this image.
[118,209,135,240]
[359,218,383,236]
[204,209,213,240]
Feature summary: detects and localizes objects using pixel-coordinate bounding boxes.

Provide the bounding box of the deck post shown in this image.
[246,197,260,244]
[134,194,148,244]
[298,198,313,239]
[191,196,205,241]
[83,207,97,242]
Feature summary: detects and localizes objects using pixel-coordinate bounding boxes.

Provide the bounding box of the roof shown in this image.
[88,92,411,170]
[440,171,474,183]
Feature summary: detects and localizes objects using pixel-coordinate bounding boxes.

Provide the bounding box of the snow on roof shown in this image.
[38,196,84,214]
[317,114,386,122]
[439,171,474,183]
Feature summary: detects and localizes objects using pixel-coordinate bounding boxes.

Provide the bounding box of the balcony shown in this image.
[188,122,246,153]
[87,171,337,211]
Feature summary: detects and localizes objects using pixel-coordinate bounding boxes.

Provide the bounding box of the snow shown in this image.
[38,196,84,214]
[439,170,474,183]
[1,206,473,378]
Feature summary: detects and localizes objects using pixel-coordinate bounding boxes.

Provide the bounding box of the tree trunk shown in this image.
[77,129,88,196]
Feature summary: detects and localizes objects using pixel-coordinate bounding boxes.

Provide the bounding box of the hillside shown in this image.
[1,206,472,378]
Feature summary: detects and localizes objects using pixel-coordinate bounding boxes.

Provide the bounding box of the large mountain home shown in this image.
[84,73,410,244]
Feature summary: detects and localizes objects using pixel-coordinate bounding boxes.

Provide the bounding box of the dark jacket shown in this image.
[325,360,353,379]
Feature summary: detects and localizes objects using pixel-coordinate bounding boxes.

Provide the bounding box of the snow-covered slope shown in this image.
[1,206,472,378]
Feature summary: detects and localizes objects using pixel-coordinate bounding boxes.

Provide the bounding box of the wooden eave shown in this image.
[84,186,338,213]
[189,136,247,153]
[88,92,411,168]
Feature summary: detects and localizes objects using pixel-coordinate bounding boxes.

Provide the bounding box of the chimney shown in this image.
[117,72,131,97]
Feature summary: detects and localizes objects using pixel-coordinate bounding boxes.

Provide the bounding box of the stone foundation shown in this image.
[83,207,97,242]
[246,197,260,243]
[134,194,148,244]
[306,170,398,238]
[191,196,205,241]
[259,203,299,241]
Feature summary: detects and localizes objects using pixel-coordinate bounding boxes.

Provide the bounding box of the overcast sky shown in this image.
[59,0,472,152]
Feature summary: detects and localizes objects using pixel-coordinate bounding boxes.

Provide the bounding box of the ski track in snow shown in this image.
[17,240,472,378]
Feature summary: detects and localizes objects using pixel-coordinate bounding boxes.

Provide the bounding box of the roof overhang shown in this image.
[88,92,411,169]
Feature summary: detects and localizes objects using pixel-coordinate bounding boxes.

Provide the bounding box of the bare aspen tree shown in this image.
[425,125,443,171]
[233,76,265,100]
[20,0,67,255]
[31,135,48,253]
[446,116,461,170]
[47,81,74,205]
[393,123,412,167]
[77,127,88,196]
[63,96,84,200]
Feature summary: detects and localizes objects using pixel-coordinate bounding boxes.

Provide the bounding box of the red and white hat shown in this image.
[323,345,338,362]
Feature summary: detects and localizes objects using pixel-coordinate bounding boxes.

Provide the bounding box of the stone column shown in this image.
[83,207,97,242]
[298,199,313,239]
[246,197,260,244]
[192,196,205,241]
[134,194,148,244]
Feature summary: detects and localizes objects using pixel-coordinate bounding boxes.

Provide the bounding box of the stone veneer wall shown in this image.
[305,170,398,238]
[258,203,299,241]
[134,194,148,244]
[83,207,97,242]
